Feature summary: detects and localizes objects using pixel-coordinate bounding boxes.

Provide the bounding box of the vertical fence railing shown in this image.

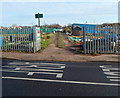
[1,27,38,53]
[83,24,119,54]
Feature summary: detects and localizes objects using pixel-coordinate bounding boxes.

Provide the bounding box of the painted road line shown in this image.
[60,66,66,69]
[100,65,112,68]
[56,73,63,78]
[109,68,120,71]
[110,79,120,82]
[9,62,26,65]
[102,69,110,72]
[25,62,30,64]
[40,63,66,65]
[1,69,63,76]
[31,65,37,67]
[104,72,120,76]
[14,68,20,70]
[100,66,106,68]
[2,76,120,86]
[107,76,120,79]
[31,65,65,69]
[103,65,112,67]
[27,72,34,75]
[19,68,63,72]
[9,62,66,66]
[2,65,65,70]
[2,67,63,72]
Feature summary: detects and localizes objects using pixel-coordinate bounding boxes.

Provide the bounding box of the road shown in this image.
[1,59,120,97]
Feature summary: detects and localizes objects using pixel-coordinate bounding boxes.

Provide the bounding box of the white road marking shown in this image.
[103,65,112,68]
[9,62,66,66]
[40,63,66,65]
[107,76,120,79]
[31,65,65,69]
[109,68,120,71]
[14,68,20,70]
[1,69,63,78]
[25,62,30,64]
[60,66,66,69]
[2,65,65,69]
[9,62,26,65]
[100,65,120,82]
[104,72,120,76]
[56,73,63,78]
[3,67,63,72]
[102,69,110,72]
[31,65,37,67]
[110,79,120,82]
[19,68,63,72]
[27,72,34,75]
[100,66,106,68]
[2,76,120,86]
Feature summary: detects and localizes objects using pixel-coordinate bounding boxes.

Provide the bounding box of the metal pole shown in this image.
[83,24,86,54]
[38,18,40,27]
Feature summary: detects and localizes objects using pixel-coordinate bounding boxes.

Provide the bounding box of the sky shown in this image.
[0,0,119,27]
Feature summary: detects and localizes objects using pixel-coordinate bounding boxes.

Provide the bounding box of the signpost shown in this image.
[34,13,43,52]
[35,13,43,27]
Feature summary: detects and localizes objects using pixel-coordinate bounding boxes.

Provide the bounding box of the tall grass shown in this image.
[57,33,65,48]
[41,33,55,50]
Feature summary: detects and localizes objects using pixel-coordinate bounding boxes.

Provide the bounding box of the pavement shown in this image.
[1,51,119,63]
[0,34,119,62]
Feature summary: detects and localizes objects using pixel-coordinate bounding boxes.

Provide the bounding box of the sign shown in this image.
[35,13,43,18]
[36,28,40,40]
[33,27,41,52]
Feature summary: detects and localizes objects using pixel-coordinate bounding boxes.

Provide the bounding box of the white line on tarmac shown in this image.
[0,69,62,75]
[31,65,65,69]
[25,62,30,64]
[14,68,20,70]
[109,68,120,71]
[104,72,120,76]
[20,68,63,72]
[2,76,120,86]
[27,72,34,75]
[110,79,120,82]
[9,62,26,65]
[56,73,63,78]
[100,66,106,68]
[40,63,66,65]
[9,62,66,66]
[107,76,120,79]
[2,65,65,69]
[3,67,63,72]
[102,69,110,72]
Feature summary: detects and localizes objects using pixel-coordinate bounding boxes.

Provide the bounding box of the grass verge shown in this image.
[40,33,55,51]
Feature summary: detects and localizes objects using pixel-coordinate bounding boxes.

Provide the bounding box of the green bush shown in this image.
[41,33,55,50]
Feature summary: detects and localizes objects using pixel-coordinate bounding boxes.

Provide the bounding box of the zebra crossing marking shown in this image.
[100,65,120,82]
[3,62,66,79]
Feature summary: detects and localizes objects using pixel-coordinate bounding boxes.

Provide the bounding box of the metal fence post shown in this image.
[83,24,86,54]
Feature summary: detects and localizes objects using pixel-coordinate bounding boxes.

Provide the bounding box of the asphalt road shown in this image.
[1,59,120,97]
